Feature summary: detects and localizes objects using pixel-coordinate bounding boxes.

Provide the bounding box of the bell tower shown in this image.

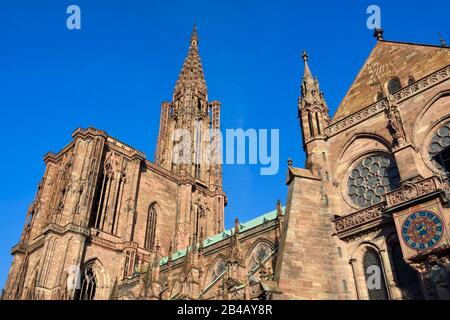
[155,26,225,249]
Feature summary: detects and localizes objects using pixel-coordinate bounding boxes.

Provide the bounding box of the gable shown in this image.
[332,41,450,123]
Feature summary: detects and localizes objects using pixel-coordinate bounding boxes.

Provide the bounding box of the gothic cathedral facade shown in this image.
[3,28,450,300]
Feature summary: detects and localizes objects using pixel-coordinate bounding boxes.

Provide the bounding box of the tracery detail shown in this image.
[428,121,450,172]
[347,154,400,208]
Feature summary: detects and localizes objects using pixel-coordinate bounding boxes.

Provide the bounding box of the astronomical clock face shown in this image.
[401,210,443,250]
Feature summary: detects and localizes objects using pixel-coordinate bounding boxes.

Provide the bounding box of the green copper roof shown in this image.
[159,206,285,266]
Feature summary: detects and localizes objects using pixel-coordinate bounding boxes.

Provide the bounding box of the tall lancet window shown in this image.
[363,249,389,300]
[144,203,157,251]
[194,120,202,179]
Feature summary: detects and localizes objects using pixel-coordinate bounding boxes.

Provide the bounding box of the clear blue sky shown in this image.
[0,0,448,289]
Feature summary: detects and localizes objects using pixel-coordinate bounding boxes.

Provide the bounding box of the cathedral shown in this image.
[2,27,450,300]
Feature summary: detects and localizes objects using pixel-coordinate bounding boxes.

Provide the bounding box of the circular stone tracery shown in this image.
[428,121,450,171]
[347,154,400,208]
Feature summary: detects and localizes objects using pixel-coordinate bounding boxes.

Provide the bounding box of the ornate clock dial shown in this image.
[401,210,443,250]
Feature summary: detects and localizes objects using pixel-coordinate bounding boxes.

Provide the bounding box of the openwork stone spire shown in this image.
[173,25,208,99]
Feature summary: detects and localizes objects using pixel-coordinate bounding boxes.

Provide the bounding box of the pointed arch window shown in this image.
[75,266,97,300]
[388,78,402,94]
[363,249,389,300]
[144,203,158,251]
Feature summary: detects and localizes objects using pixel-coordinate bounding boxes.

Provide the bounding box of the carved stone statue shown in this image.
[385,100,407,147]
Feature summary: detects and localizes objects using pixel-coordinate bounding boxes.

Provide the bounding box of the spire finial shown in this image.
[190,24,198,47]
[373,28,384,41]
[302,50,308,62]
[439,33,447,47]
[301,50,313,81]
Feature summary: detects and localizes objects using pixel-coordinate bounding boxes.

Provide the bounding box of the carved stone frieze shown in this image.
[334,203,386,235]
[385,176,440,208]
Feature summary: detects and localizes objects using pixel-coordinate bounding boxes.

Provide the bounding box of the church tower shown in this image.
[155,26,223,192]
[154,26,225,249]
[2,26,227,300]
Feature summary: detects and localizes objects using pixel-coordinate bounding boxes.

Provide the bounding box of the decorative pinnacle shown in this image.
[277,199,283,217]
[439,33,447,47]
[301,49,313,82]
[373,28,384,41]
[287,158,293,167]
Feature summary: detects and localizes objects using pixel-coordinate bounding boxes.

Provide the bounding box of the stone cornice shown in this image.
[10,243,26,255]
[144,160,226,198]
[45,127,146,164]
[11,235,46,255]
[72,127,108,140]
[392,65,450,103]
[326,64,450,138]
[325,100,387,138]
[42,223,91,237]
[286,166,321,185]
[43,142,75,164]
[106,137,146,160]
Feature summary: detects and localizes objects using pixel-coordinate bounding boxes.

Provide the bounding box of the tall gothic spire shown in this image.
[173,25,207,99]
[298,50,330,152]
[300,50,328,111]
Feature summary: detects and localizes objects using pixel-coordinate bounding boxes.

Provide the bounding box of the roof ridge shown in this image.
[380,39,450,50]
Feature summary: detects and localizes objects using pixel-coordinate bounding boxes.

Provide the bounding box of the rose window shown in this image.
[347,155,400,208]
[428,121,450,172]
